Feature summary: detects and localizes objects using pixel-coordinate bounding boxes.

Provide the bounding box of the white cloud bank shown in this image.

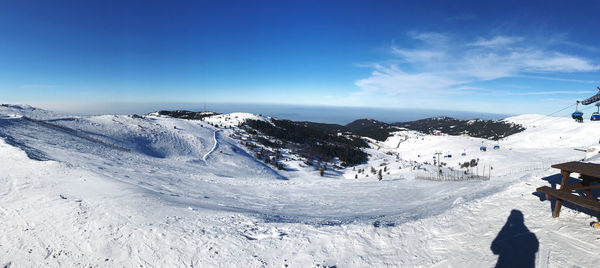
[355,33,599,96]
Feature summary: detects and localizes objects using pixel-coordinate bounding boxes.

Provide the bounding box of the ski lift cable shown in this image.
[527,103,577,125]
[547,103,578,116]
[581,105,596,112]
[583,104,597,110]
[559,108,592,118]
[528,87,600,124]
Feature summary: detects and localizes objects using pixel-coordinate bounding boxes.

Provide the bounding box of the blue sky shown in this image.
[1,0,599,116]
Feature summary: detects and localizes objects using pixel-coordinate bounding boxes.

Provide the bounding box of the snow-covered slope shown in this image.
[202,112,269,128]
[503,114,600,149]
[1,106,599,267]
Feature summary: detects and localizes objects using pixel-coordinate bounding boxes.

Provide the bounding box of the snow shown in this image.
[1,106,600,267]
[504,114,600,149]
[203,130,220,161]
[202,112,269,128]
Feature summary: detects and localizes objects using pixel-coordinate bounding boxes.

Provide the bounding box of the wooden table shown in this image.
[536,161,600,217]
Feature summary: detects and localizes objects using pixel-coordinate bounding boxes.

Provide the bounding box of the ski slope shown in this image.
[0,104,599,267]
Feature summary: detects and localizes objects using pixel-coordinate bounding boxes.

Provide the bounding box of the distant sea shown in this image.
[37,102,510,125]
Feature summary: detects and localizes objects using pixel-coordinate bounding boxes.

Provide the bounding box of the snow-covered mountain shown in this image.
[1,104,599,267]
[394,116,526,140]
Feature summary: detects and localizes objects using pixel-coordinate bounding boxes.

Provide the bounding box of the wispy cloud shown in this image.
[20,84,57,89]
[391,47,445,63]
[407,31,448,45]
[469,36,523,48]
[355,33,599,97]
[518,74,597,84]
[500,90,595,95]
[548,33,599,52]
[355,64,462,95]
[446,87,594,96]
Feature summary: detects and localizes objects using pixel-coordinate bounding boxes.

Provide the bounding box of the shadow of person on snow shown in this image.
[491,210,538,268]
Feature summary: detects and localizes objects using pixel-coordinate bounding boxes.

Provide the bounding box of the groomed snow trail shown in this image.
[203,130,220,161]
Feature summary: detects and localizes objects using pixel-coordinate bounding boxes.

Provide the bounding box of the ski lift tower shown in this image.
[574,86,600,122]
[581,87,600,106]
[434,151,443,179]
[434,152,443,167]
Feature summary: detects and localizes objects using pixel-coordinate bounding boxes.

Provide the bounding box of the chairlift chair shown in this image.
[572,101,584,123]
[591,103,600,121]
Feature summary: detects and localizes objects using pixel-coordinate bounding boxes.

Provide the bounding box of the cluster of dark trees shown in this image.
[298,117,526,142]
[345,119,399,141]
[353,165,385,180]
[250,145,285,170]
[159,110,526,142]
[395,117,525,140]
[158,109,527,170]
[299,119,399,141]
[157,110,217,120]
[243,119,368,166]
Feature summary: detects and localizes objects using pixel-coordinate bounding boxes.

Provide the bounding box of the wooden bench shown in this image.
[536,186,600,213]
[537,161,600,217]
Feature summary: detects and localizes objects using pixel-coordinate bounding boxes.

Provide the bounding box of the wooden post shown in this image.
[553,170,570,218]
[583,176,594,200]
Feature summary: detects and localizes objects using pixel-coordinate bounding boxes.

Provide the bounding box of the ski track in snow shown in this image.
[0,105,599,267]
[203,130,220,161]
